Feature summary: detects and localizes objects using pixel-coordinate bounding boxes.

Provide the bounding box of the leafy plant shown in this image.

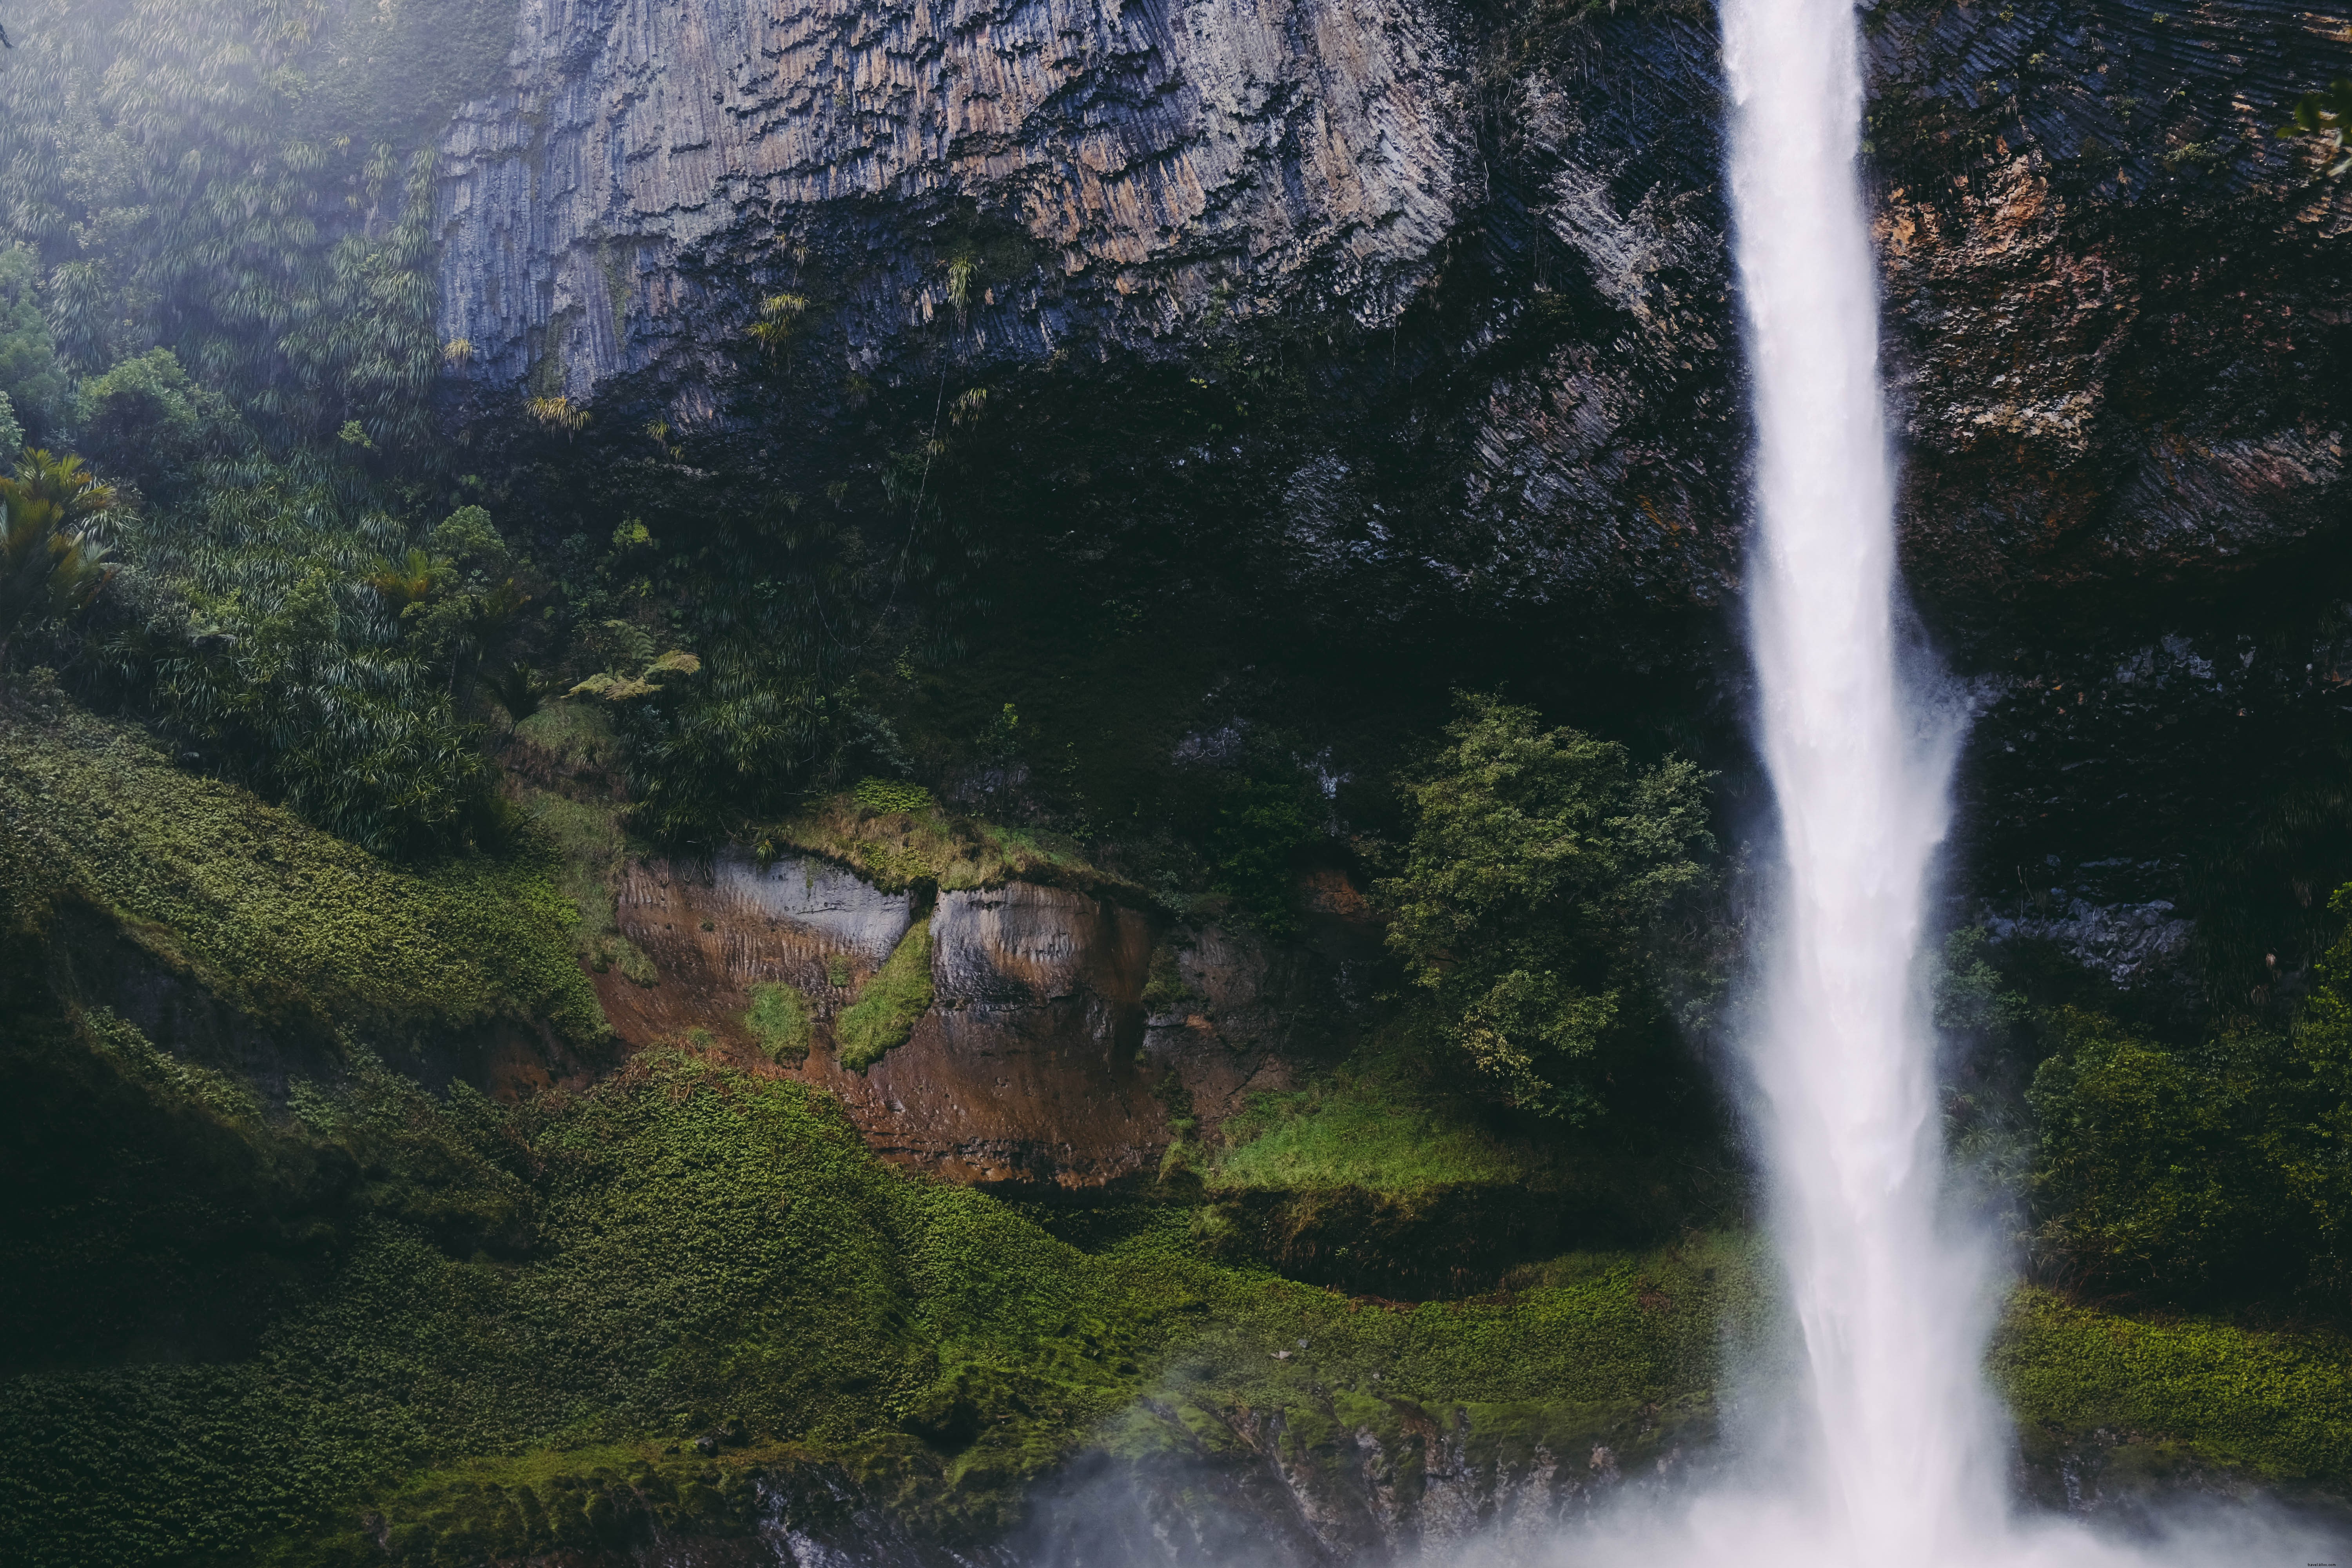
[1376,693,1713,1121]
[0,449,118,668]
[0,245,69,440]
[746,293,809,359]
[852,776,933,814]
[108,455,495,853]
[2280,79,2352,176]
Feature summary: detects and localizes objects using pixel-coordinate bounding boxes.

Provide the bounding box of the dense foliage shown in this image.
[2025,889,2352,1308]
[1377,693,1713,1120]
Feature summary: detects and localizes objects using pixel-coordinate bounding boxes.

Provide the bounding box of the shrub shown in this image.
[852,777,933,815]
[77,348,237,499]
[0,245,70,440]
[2025,881,2352,1305]
[0,449,118,668]
[1376,693,1713,1121]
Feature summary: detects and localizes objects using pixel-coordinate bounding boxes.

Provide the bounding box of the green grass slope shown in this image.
[0,688,604,1047]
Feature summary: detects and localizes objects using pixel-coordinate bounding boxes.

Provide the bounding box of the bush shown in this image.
[2025,878,2352,1305]
[111,461,503,854]
[0,245,70,441]
[2027,1011,2299,1297]
[77,349,236,500]
[1376,693,1713,1121]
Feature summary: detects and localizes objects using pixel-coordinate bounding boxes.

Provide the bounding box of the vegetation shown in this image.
[744,982,813,1064]
[0,1011,1757,1568]
[1377,693,1714,1120]
[836,919,936,1070]
[2022,892,2352,1308]
[0,451,117,668]
[1996,1289,2352,1484]
[0,690,603,1047]
[2281,78,2352,176]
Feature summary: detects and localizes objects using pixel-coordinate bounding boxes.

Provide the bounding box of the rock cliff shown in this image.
[437,0,2348,615]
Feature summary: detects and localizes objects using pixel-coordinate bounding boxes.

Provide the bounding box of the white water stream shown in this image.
[1717,0,2005,1551]
[1572,1,2320,1563]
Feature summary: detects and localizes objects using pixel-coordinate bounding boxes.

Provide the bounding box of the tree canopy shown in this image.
[1378,693,1713,1120]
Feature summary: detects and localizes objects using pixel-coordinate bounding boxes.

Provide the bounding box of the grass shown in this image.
[0,688,606,1047]
[744,982,812,1063]
[835,917,935,1070]
[0,1036,1759,1568]
[1207,1045,1549,1194]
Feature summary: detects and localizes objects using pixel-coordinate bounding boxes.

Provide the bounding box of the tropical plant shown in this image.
[746,293,809,359]
[0,245,70,439]
[2280,79,2352,176]
[1377,693,1714,1120]
[0,451,116,668]
[77,348,236,499]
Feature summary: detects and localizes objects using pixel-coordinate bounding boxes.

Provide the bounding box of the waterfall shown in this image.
[1718,0,2004,1554]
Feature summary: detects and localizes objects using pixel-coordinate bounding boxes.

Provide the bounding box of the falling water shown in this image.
[1718,0,2004,1554]
[1692,3,2293,1564]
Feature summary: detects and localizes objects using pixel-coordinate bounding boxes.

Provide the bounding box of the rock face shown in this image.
[812,882,1166,1186]
[598,853,1314,1186]
[437,0,2349,616]
[436,0,1470,396]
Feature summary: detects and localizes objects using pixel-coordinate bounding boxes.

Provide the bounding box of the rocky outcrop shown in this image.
[1015,1395,1705,1566]
[597,849,1325,1186]
[435,0,2349,615]
[810,881,1167,1186]
[436,0,1471,396]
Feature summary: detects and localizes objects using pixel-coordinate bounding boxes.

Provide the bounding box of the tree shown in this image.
[77,348,235,499]
[0,450,118,668]
[1377,693,1713,1120]
[0,245,71,442]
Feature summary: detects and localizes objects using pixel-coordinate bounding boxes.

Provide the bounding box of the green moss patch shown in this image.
[0,695,605,1046]
[835,918,935,1070]
[1198,1041,1728,1293]
[745,983,813,1064]
[761,796,1140,899]
[1993,1287,2352,1483]
[0,1027,1761,1568]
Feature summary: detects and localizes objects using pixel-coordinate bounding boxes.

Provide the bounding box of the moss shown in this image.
[760,795,1142,900]
[0,696,606,1047]
[835,918,935,1071]
[0,1031,1765,1568]
[1196,1038,1724,1292]
[1208,1045,1544,1194]
[744,983,813,1064]
[1991,1287,2352,1483]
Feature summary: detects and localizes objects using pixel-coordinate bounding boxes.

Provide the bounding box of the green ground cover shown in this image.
[0,1035,1752,1568]
[0,688,604,1047]
[1994,1288,2352,1483]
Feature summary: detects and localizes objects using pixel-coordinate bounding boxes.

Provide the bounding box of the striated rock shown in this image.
[436,0,1472,396]
[593,848,914,1043]
[1013,1392,1707,1565]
